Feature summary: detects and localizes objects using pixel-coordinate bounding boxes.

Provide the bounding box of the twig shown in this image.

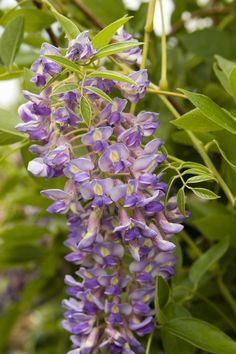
[159,0,168,89]
[71,0,104,29]
[33,0,60,46]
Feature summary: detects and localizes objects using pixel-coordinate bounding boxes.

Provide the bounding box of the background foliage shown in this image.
[0,0,236,353]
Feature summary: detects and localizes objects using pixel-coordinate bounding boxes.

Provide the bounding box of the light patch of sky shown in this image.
[0,0,17,9]
[0,0,19,108]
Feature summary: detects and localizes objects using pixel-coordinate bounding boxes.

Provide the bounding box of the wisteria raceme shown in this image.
[17,28,187,354]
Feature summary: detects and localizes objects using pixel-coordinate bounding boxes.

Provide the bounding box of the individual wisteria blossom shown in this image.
[17,27,187,354]
[112,28,142,64]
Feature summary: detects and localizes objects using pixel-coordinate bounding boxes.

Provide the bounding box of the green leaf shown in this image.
[0,108,25,145]
[0,15,24,66]
[1,9,54,32]
[50,8,80,40]
[0,68,23,80]
[155,276,169,323]
[189,237,229,287]
[187,175,215,184]
[182,162,211,174]
[177,187,185,216]
[215,55,235,76]
[80,96,92,127]
[192,213,236,244]
[192,188,220,200]
[172,108,221,132]
[211,140,236,173]
[214,56,236,97]
[45,55,81,74]
[229,66,236,101]
[162,329,195,354]
[213,63,232,96]
[162,317,236,354]
[88,70,135,84]
[93,41,142,60]
[92,16,133,49]
[179,89,236,134]
[52,83,78,95]
[84,86,113,103]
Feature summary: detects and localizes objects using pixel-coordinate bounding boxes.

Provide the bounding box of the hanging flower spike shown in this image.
[17,25,188,354]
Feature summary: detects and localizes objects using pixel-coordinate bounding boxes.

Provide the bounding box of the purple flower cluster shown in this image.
[17,30,185,354]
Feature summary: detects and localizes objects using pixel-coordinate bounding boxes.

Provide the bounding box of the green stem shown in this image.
[180,230,203,258]
[130,0,156,115]
[217,277,236,315]
[147,88,187,99]
[159,0,168,89]
[145,330,154,354]
[141,0,156,70]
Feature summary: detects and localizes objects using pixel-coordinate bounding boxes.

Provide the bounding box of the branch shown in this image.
[33,0,60,47]
[71,0,104,29]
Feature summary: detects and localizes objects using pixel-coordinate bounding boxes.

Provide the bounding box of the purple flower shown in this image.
[110,180,141,207]
[81,126,112,151]
[117,70,149,103]
[31,43,61,86]
[41,181,79,214]
[84,78,115,98]
[76,268,104,289]
[105,301,132,325]
[80,178,114,207]
[93,242,124,266]
[58,91,79,109]
[129,316,154,336]
[132,139,165,173]
[98,143,130,173]
[66,31,96,62]
[112,29,142,64]
[28,157,50,177]
[99,98,127,125]
[53,106,82,127]
[98,273,130,296]
[64,158,94,183]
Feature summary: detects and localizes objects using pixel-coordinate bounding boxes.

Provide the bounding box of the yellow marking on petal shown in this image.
[110,150,119,163]
[111,305,119,314]
[101,247,110,257]
[143,294,150,302]
[146,160,155,172]
[83,231,93,239]
[127,184,133,196]
[144,239,152,247]
[94,183,103,195]
[87,293,93,302]
[144,265,152,273]
[84,271,93,279]
[111,103,117,113]
[38,64,44,75]
[70,165,80,173]
[111,277,118,285]
[48,153,57,159]
[93,130,102,141]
